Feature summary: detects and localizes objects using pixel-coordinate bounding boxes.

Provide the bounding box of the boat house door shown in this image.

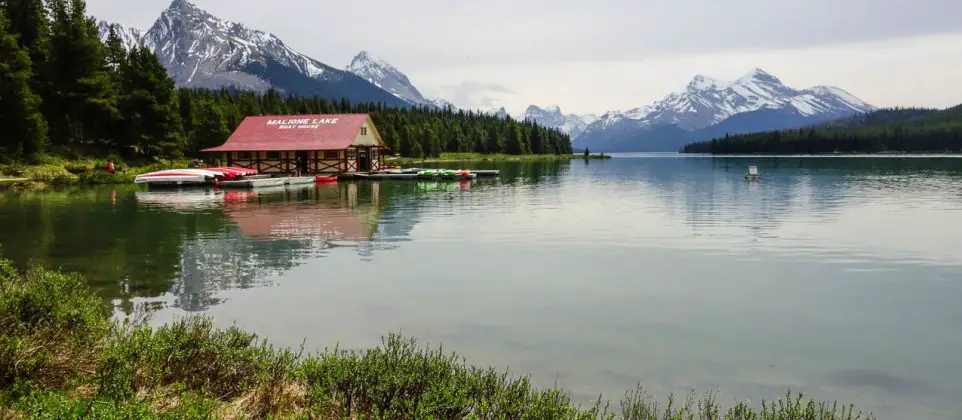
[296,151,308,174]
[358,148,371,172]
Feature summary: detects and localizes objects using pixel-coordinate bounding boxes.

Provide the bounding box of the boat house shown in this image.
[202,114,388,175]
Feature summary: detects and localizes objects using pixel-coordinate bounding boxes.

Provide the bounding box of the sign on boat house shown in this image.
[202,114,388,174]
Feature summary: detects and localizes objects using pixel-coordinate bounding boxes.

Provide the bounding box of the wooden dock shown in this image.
[339,169,499,181]
[218,176,315,188]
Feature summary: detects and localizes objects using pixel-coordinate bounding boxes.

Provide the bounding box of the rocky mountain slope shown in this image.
[96,0,408,107]
[521,105,598,138]
[344,50,457,110]
[575,69,875,152]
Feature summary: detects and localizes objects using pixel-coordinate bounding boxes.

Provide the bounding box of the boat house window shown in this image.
[360,127,368,135]
[266,151,280,159]
[237,151,252,160]
[323,150,339,160]
[346,149,356,159]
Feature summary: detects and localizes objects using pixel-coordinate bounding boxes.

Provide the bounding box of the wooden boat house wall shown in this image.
[202,114,388,174]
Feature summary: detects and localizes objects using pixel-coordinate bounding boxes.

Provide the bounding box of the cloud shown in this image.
[431,81,518,110]
[88,0,962,72]
[85,0,962,115]
[409,32,962,116]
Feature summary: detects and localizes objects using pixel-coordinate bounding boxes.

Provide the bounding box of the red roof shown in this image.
[202,114,370,152]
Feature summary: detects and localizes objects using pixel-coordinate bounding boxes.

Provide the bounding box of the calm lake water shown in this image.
[2,154,962,418]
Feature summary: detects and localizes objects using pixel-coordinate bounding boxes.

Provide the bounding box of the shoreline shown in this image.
[1,153,613,190]
[0,257,876,419]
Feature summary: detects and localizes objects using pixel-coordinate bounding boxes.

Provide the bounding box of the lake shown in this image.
[1,154,961,419]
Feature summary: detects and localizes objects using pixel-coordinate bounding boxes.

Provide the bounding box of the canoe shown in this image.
[315,176,338,183]
[134,169,219,185]
[205,166,258,180]
[286,176,316,186]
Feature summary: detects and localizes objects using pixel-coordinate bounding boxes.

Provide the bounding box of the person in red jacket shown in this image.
[106,160,115,174]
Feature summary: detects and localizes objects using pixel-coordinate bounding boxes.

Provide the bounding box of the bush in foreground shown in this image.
[0,257,876,419]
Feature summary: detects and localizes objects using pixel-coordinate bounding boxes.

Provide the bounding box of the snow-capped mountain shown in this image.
[96,22,144,51]
[426,98,458,110]
[522,105,598,138]
[485,107,510,119]
[577,68,875,152]
[344,50,461,111]
[345,50,432,106]
[95,0,408,107]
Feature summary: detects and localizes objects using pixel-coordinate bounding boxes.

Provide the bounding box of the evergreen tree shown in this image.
[0,10,47,159]
[424,124,442,157]
[503,123,526,155]
[190,99,229,154]
[2,0,48,88]
[102,24,127,73]
[45,0,118,147]
[117,46,182,157]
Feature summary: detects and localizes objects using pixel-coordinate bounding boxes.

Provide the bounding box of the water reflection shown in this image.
[580,156,962,266]
[3,156,962,419]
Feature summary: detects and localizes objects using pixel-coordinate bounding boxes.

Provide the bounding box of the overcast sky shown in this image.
[88,0,962,116]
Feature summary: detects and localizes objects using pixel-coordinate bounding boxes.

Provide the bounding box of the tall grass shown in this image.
[0,257,876,419]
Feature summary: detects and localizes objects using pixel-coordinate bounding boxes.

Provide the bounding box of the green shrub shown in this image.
[0,260,109,389]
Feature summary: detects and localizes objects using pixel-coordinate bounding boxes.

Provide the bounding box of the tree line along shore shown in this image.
[681,106,962,154]
[0,255,876,419]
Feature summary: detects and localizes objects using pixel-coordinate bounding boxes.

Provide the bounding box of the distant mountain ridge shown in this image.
[574,69,876,152]
[94,2,874,149]
[520,105,598,139]
[344,50,455,110]
[96,0,408,107]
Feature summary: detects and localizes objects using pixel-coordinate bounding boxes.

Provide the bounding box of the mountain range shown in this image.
[97,0,876,151]
[573,69,876,152]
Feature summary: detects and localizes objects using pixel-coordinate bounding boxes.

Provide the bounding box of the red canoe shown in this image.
[315,176,338,183]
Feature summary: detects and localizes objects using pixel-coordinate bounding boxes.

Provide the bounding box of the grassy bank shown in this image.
[391,152,612,166]
[0,156,192,189]
[0,258,875,419]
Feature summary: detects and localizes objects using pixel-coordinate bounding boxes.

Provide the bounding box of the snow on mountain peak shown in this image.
[580,67,876,145]
[737,67,782,85]
[96,21,144,51]
[521,104,599,138]
[345,50,442,107]
[136,0,346,90]
[687,75,727,91]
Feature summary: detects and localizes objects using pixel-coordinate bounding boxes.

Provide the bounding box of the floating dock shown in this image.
[218,176,315,189]
[338,169,499,181]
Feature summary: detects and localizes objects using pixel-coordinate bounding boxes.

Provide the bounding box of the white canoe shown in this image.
[134,168,220,185]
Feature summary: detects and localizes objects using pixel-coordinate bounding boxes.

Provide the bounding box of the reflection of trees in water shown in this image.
[0,185,224,312]
[161,182,425,312]
[173,230,319,312]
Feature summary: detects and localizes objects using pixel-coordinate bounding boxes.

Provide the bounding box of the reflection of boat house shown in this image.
[222,183,384,241]
[202,114,388,175]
